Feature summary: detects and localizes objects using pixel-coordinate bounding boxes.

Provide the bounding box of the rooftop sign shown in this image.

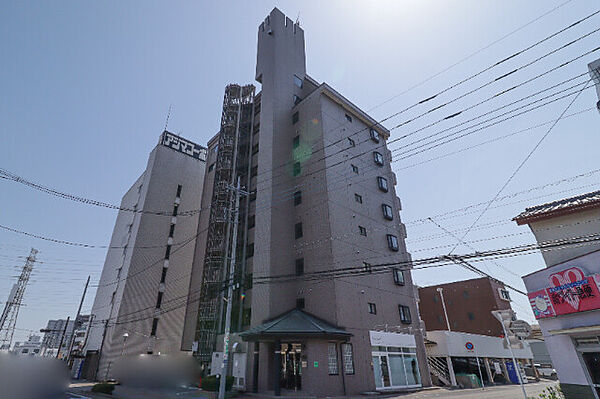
[161,131,206,161]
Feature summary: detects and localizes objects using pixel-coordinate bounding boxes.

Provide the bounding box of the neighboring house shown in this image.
[12,335,42,356]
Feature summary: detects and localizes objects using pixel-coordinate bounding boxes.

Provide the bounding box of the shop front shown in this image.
[369,331,422,391]
[523,249,600,399]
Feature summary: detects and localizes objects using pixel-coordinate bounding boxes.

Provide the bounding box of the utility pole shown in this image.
[56,316,70,359]
[218,177,246,399]
[0,248,38,350]
[436,287,451,331]
[492,310,527,399]
[66,275,90,364]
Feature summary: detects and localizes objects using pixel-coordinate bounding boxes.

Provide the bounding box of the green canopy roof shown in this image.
[239,309,352,341]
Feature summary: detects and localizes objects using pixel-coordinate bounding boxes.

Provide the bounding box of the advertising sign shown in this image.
[161,131,206,161]
[528,267,600,319]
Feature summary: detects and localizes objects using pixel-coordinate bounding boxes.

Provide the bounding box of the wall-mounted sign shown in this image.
[313,361,318,368]
[528,267,600,319]
[465,342,474,351]
[161,131,206,161]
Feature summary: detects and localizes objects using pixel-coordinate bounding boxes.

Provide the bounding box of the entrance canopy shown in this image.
[239,309,352,341]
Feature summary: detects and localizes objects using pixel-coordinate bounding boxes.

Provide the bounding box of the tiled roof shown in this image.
[513,190,600,225]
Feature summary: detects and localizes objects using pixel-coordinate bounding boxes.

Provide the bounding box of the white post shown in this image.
[493,311,526,399]
[218,178,242,399]
[437,288,451,331]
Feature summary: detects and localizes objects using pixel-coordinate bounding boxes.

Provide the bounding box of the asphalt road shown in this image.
[389,380,559,399]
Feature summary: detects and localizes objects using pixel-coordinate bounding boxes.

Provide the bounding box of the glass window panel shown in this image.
[372,356,383,388]
[403,355,421,386]
[328,343,339,375]
[388,354,408,387]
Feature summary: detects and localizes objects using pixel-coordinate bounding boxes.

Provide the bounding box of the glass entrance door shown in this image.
[582,352,600,396]
[280,343,302,391]
[372,355,391,388]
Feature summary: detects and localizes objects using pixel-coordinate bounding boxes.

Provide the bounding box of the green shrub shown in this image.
[201,375,234,391]
[91,383,115,394]
[528,386,563,399]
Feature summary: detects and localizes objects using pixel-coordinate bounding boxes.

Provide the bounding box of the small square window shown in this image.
[295,222,303,239]
[359,226,367,236]
[252,143,259,155]
[468,312,475,321]
[295,258,304,276]
[208,163,215,172]
[293,94,302,105]
[348,138,355,147]
[370,129,380,143]
[293,162,301,177]
[377,177,388,192]
[294,75,303,88]
[345,113,352,123]
[292,111,299,124]
[387,234,399,251]
[368,302,377,314]
[249,190,257,202]
[354,193,363,204]
[351,164,359,174]
[393,268,405,285]
[294,191,302,206]
[399,305,411,324]
[373,151,384,166]
[382,204,394,220]
[246,243,254,258]
[293,135,300,149]
[248,215,255,229]
[463,290,470,298]
[499,288,511,301]
[251,165,258,177]
[363,262,372,273]
[296,298,305,309]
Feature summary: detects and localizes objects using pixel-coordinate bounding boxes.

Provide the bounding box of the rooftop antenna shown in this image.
[164,104,173,132]
[295,12,300,26]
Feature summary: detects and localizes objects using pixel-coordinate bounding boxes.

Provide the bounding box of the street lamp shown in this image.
[121,333,129,356]
[436,288,451,331]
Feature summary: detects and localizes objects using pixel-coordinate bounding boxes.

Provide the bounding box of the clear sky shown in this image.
[1,0,599,344]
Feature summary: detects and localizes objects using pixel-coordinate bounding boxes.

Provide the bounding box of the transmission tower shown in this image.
[0,248,38,350]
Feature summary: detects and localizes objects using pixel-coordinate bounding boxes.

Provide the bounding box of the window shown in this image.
[351,164,359,174]
[251,165,258,178]
[293,162,301,177]
[294,191,302,206]
[363,262,372,273]
[359,226,367,236]
[295,222,303,239]
[151,318,159,336]
[399,305,411,324]
[296,298,305,309]
[382,204,393,220]
[295,258,304,276]
[368,302,377,314]
[328,343,339,375]
[169,224,175,238]
[355,193,363,204]
[345,113,352,123]
[248,215,255,229]
[393,268,405,285]
[377,177,388,192]
[293,95,302,105]
[463,290,470,299]
[249,190,257,202]
[341,344,354,374]
[160,267,167,283]
[156,292,163,309]
[293,135,300,148]
[292,111,299,124]
[294,75,303,88]
[208,163,215,172]
[246,243,254,258]
[252,143,259,155]
[348,137,355,147]
[373,151,384,166]
[242,308,252,326]
[468,312,475,321]
[499,288,511,301]
[370,129,380,143]
[387,234,399,251]
[165,245,172,259]
[176,185,182,197]
[437,315,444,324]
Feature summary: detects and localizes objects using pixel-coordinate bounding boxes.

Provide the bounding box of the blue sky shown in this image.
[1,0,599,344]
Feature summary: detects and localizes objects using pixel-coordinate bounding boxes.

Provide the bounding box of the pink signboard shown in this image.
[528,267,600,319]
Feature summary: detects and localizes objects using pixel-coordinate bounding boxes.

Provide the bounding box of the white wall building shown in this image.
[12,334,42,356]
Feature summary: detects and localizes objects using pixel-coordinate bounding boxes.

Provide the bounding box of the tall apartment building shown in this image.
[418,277,513,336]
[183,8,430,396]
[84,131,206,380]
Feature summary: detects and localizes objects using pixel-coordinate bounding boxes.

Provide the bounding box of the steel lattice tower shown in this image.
[0,248,38,349]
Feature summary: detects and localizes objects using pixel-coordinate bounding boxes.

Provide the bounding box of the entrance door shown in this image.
[280,343,302,390]
[582,352,600,396]
[372,355,391,388]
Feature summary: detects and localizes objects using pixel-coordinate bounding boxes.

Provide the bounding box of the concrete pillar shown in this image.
[446,356,457,387]
[484,357,494,385]
[501,360,510,383]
